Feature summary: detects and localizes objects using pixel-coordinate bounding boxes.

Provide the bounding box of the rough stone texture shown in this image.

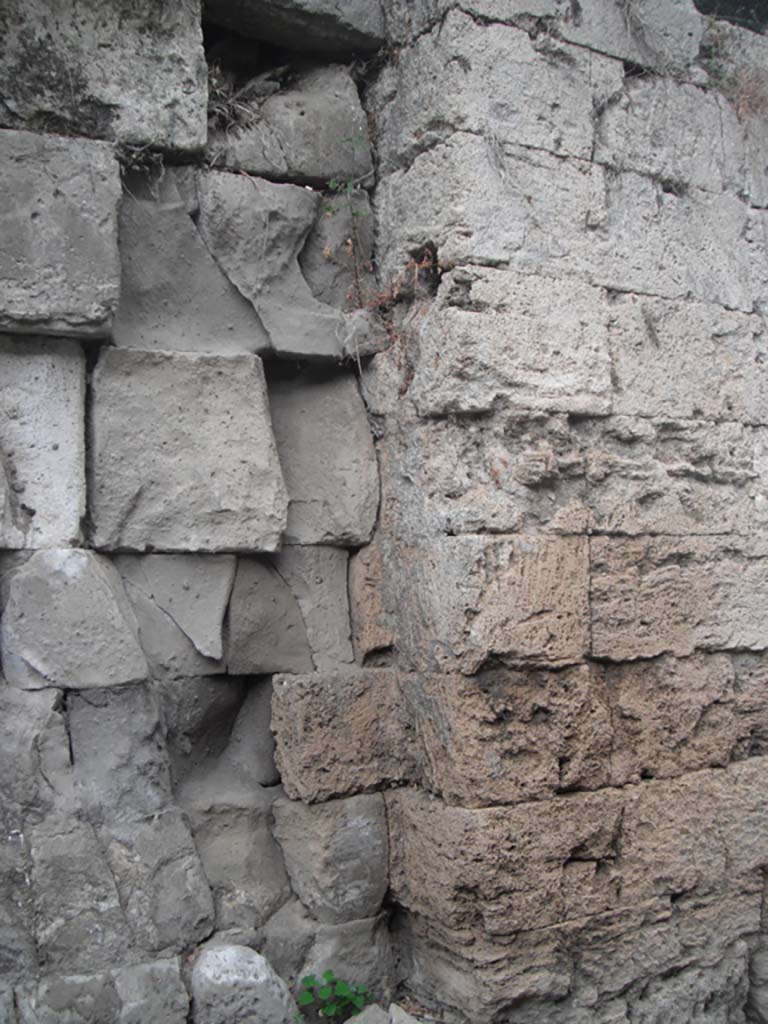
[204,0,385,54]
[349,538,396,661]
[90,349,287,552]
[210,66,373,186]
[255,899,318,983]
[268,370,379,545]
[300,914,394,1005]
[189,945,298,1024]
[115,554,235,679]
[273,794,389,923]
[0,130,120,337]
[0,550,148,690]
[114,177,270,356]
[300,190,376,308]
[0,336,85,549]
[271,546,354,669]
[0,0,206,149]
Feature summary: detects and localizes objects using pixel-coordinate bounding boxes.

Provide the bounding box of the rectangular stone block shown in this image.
[590,535,768,660]
[0,336,85,549]
[409,269,613,417]
[0,1,206,150]
[0,130,120,337]
[90,349,287,552]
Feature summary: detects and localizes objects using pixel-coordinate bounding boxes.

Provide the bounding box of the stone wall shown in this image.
[1,1,768,1023]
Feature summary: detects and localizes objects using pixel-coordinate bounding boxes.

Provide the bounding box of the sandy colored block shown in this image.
[90,349,287,552]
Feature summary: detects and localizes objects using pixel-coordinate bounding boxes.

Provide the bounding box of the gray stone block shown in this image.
[112,960,189,1024]
[190,945,298,1024]
[90,349,287,552]
[0,0,206,150]
[269,370,379,545]
[0,336,85,549]
[299,914,393,1006]
[204,0,384,55]
[0,130,120,337]
[273,794,389,924]
[299,189,376,308]
[0,550,148,690]
[210,65,373,186]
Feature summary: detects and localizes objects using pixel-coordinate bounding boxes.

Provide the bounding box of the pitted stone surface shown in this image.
[0,336,85,549]
[0,550,148,690]
[0,130,120,337]
[90,349,287,552]
[269,370,379,545]
[0,0,206,149]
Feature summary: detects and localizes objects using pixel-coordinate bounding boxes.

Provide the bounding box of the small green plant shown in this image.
[297,969,372,1020]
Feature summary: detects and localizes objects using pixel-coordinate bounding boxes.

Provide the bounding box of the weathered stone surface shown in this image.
[374,11,622,171]
[271,546,354,669]
[1,550,148,690]
[114,179,270,356]
[255,899,317,984]
[112,960,190,1024]
[0,989,13,1023]
[300,915,394,1005]
[99,810,214,954]
[409,268,612,417]
[90,349,287,552]
[0,0,206,149]
[204,0,385,54]
[590,535,768,661]
[190,945,298,1024]
[353,1006,388,1024]
[376,134,760,312]
[68,684,171,825]
[594,76,745,195]
[0,337,85,549]
[300,190,376,308]
[197,171,348,360]
[0,130,120,337]
[273,794,389,923]
[227,559,313,674]
[349,538,396,662]
[272,670,412,802]
[210,66,373,186]
[0,834,37,985]
[29,817,128,972]
[115,555,235,678]
[269,370,379,545]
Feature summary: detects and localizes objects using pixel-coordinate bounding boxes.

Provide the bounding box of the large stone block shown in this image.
[115,555,235,679]
[0,130,120,337]
[203,0,384,54]
[273,794,389,923]
[409,268,613,417]
[590,535,768,660]
[0,550,148,690]
[299,914,394,1005]
[114,177,270,356]
[0,337,85,549]
[0,0,206,149]
[90,349,287,552]
[189,945,298,1024]
[210,66,373,186]
[268,370,379,545]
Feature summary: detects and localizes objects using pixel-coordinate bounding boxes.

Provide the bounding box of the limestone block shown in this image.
[300,190,376,308]
[115,555,235,679]
[273,793,389,923]
[375,11,622,170]
[349,538,396,661]
[204,0,384,54]
[594,77,745,195]
[114,180,270,356]
[0,1,206,149]
[90,349,287,552]
[0,550,148,690]
[608,293,768,423]
[299,915,394,1005]
[190,945,298,1024]
[227,559,313,674]
[590,535,768,661]
[0,130,120,337]
[409,269,613,417]
[272,670,412,802]
[269,370,379,545]
[68,683,171,825]
[29,817,128,972]
[99,810,214,954]
[0,337,85,549]
[197,171,348,360]
[210,66,373,186]
[271,546,354,669]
